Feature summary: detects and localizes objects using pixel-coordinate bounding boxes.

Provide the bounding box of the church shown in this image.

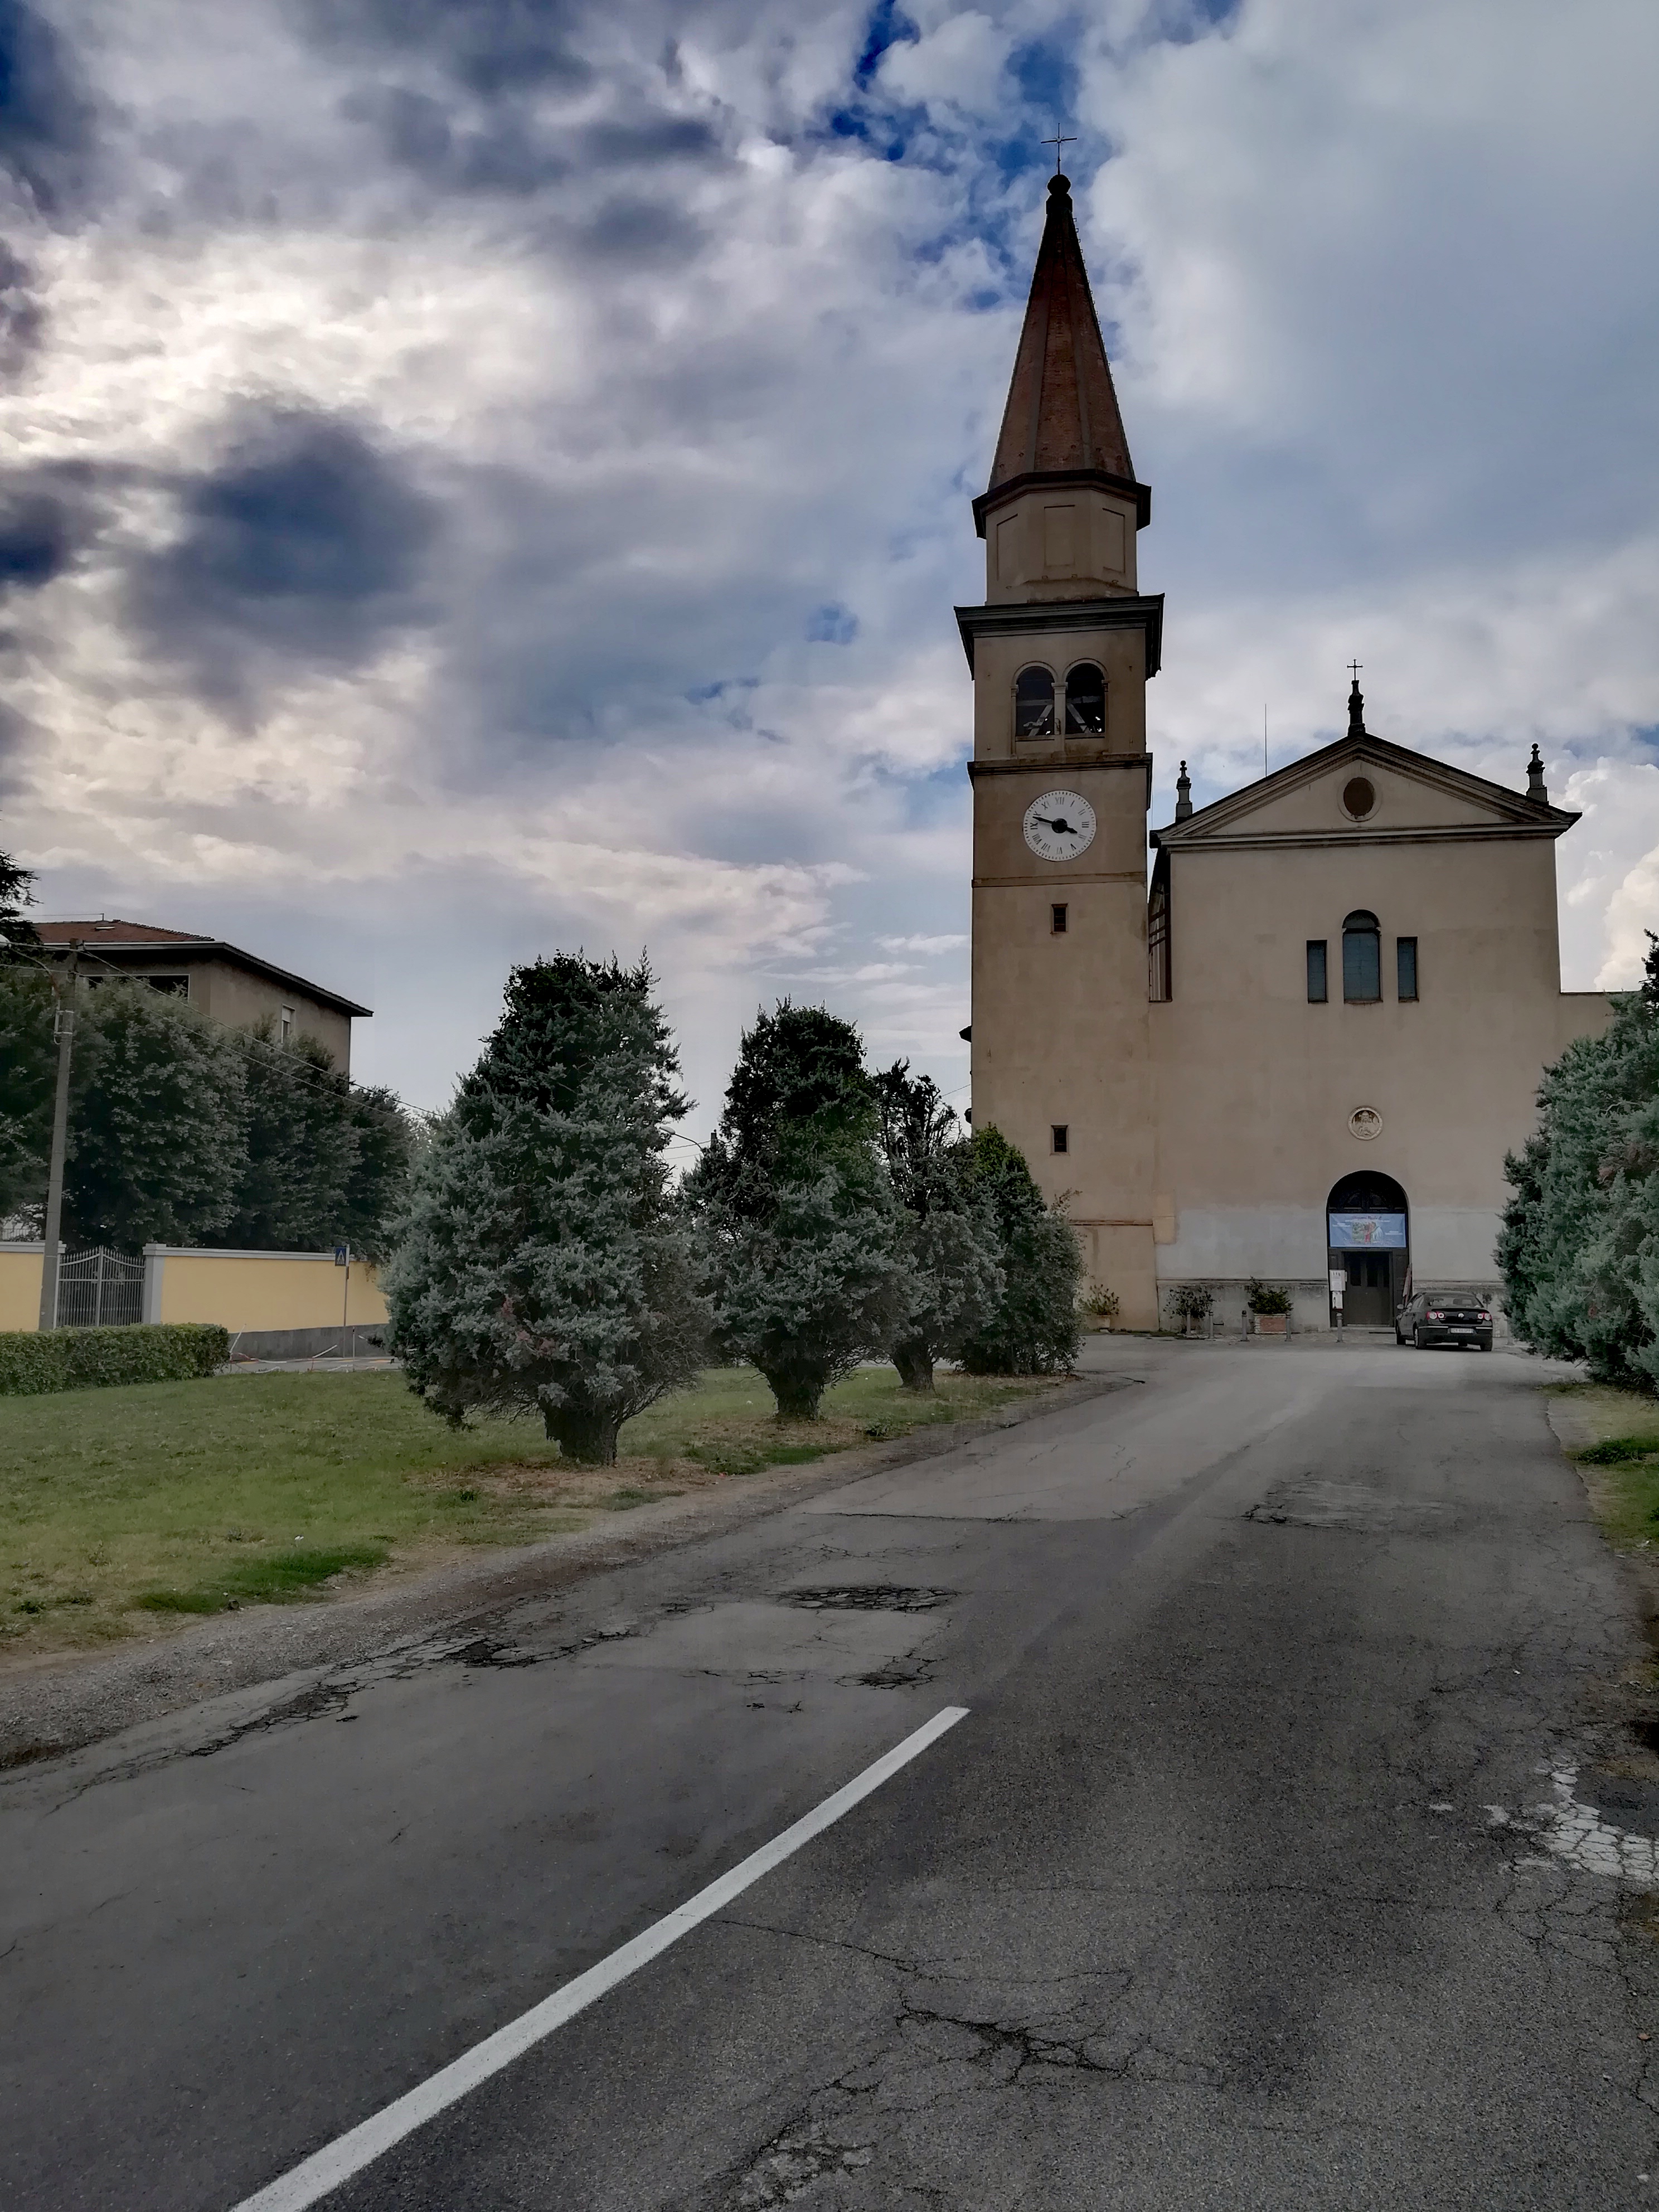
[959,172,1612,1335]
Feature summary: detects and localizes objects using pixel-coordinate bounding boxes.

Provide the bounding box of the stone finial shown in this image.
[1175,761,1193,820]
[1527,744,1549,805]
[1346,675,1366,740]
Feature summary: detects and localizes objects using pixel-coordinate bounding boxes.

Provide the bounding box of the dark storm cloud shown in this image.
[0,241,41,376]
[341,84,573,196]
[299,0,593,96]
[578,113,722,166]
[316,0,729,204]
[0,461,106,589]
[341,82,727,204]
[132,409,441,691]
[576,192,705,263]
[0,0,94,213]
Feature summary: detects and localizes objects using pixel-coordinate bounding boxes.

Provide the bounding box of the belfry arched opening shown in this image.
[1328,1173,1408,1327]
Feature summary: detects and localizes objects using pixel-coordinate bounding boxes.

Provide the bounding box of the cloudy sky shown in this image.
[2,0,1657,1144]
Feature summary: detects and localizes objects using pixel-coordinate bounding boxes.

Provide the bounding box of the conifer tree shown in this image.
[1500,932,1659,1384]
[688,1003,907,1419]
[221,1026,358,1251]
[0,963,54,1224]
[62,981,248,1248]
[384,954,706,1462]
[0,841,38,958]
[874,1060,1003,1391]
[952,1124,1082,1375]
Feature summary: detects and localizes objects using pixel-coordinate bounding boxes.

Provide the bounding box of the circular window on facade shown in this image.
[1342,775,1377,820]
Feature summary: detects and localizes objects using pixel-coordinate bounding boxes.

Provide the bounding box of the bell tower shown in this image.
[958,171,1165,1327]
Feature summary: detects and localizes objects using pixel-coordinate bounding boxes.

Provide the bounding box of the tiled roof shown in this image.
[32,920,371,1017]
[988,173,1137,491]
[35,920,214,944]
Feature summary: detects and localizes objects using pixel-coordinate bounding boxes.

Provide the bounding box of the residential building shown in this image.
[33,920,370,1073]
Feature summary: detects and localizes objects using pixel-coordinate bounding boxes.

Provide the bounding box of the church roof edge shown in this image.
[1149,730,1580,849]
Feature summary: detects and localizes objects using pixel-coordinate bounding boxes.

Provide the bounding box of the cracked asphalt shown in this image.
[7,1336,1659,2208]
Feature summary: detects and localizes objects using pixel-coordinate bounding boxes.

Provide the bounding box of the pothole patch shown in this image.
[777,1585,957,1613]
[1247,1479,1454,1535]
[1492,1762,1659,1880]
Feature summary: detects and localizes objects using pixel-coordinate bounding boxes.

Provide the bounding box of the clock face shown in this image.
[1023,788,1097,863]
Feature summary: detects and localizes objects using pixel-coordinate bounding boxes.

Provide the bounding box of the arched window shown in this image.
[1342,910,1381,1002]
[1147,877,1170,1001]
[1013,665,1055,738]
[1064,662,1105,736]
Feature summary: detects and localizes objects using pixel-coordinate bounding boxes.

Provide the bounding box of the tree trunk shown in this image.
[892,1337,935,1392]
[760,1361,827,1422]
[543,1404,620,1464]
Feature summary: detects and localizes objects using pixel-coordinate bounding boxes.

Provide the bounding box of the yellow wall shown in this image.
[156,1252,387,1333]
[0,1245,387,1337]
[0,1246,42,1332]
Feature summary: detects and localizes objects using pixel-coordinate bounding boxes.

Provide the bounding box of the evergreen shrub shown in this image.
[953,1126,1081,1374]
[386,954,707,1463]
[687,1005,908,1419]
[0,1322,229,1395]
[1500,935,1659,1386]
[874,1062,1004,1391]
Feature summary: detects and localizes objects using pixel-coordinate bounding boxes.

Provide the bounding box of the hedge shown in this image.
[0,1323,230,1396]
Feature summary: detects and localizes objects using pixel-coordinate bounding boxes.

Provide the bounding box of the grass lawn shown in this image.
[1,1365,1063,1660]
[1548,1382,1659,1549]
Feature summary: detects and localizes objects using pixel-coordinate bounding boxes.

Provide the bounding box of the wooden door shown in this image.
[1344,1253,1394,1326]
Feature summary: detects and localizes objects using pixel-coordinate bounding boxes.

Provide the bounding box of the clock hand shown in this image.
[1037,816,1076,835]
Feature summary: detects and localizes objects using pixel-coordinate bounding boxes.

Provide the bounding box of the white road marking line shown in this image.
[229,1704,971,2212]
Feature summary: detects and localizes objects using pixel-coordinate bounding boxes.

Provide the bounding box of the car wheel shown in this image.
[1413,1325,1427,1350]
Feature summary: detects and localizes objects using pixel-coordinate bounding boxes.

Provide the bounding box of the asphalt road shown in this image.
[7,1337,1659,2210]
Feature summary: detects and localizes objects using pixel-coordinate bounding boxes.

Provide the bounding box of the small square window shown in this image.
[1051,1124,1069,1154]
[1307,941,1328,1002]
[280,1005,295,1045]
[1396,937,1418,1001]
[1051,903,1068,934]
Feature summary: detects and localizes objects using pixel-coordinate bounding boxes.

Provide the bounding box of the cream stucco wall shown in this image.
[83,957,353,1069]
[983,486,1141,604]
[151,1249,387,1333]
[185,962,353,1069]
[971,626,1148,759]
[967,661,1614,1327]
[0,1245,389,1336]
[0,1244,42,1332]
[1148,802,1611,1301]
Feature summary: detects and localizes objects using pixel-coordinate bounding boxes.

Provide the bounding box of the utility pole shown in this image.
[37,939,80,1332]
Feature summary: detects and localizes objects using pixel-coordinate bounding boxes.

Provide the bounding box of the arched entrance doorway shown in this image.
[1328,1172,1409,1329]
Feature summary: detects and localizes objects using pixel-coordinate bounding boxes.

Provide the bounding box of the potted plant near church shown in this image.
[1245,1279,1293,1338]
[1164,1283,1213,1338]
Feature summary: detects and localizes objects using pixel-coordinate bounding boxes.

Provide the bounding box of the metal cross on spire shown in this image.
[1042,129,1076,175]
[1347,659,1363,685]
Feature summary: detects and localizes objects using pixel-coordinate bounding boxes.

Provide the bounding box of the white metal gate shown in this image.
[56,1247,144,1328]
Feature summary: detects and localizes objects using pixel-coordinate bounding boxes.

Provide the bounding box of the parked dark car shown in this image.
[1395,1289,1493,1351]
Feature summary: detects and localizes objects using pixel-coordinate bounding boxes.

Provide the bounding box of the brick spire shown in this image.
[988,173,1136,492]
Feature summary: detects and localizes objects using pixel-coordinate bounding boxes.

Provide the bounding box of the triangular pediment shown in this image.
[1151,733,1578,850]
